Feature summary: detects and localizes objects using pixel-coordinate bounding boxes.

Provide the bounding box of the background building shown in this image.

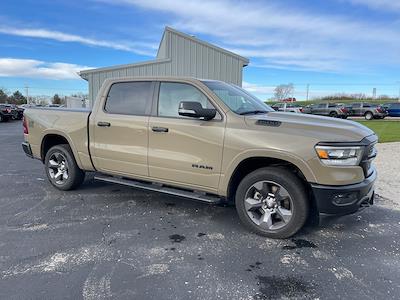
[79,27,249,107]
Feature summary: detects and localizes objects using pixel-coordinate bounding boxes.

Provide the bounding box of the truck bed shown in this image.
[23,107,94,170]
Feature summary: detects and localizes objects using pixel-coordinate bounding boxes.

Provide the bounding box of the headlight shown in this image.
[315,145,364,166]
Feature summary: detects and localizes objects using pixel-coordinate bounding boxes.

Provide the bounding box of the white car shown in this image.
[272,102,303,113]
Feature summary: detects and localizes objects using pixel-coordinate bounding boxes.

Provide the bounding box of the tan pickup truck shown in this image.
[22,77,377,238]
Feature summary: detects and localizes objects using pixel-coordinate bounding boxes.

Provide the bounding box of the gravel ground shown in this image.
[0,121,399,299]
[374,142,400,209]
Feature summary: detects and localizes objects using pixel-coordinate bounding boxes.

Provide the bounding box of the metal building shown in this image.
[79,27,249,106]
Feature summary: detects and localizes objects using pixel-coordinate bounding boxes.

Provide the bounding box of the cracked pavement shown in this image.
[0,121,399,299]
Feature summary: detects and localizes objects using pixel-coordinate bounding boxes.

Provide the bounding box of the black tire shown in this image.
[235,167,308,239]
[329,111,338,118]
[364,112,373,120]
[0,114,3,122]
[45,144,85,191]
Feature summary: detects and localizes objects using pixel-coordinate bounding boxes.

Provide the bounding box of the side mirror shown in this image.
[178,101,216,121]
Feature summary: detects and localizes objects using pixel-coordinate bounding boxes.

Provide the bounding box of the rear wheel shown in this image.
[45,144,85,190]
[365,112,373,120]
[235,167,308,238]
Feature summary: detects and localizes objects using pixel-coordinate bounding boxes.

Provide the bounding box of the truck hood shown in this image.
[245,112,375,142]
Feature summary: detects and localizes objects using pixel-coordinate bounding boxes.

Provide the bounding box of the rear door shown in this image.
[351,103,362,116]
[390,103,400,116]
[148,81,225,191]
[314,104,326,115]
[91,81,155,177]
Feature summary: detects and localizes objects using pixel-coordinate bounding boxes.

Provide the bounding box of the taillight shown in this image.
[23,116,28,134]
[300,108,303,112]
[377,107,383,113]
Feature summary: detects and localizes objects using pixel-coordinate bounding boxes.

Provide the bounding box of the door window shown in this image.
[104,81,153,115]
[158,82,216,118]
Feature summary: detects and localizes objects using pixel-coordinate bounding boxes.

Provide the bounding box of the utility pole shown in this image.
[306,84,310,101]
[24,84,29,105]
[398,81,400,102]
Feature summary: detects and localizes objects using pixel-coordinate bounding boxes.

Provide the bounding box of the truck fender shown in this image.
[40,129,84,170]
[218,149,317,196]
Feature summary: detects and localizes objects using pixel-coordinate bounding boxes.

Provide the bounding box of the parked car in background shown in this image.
[271,102,303,113]
[348,102,387,120]
[303,103,348,118]
[9,104,24,120]
[383,103,400,117]
[0,104,13,122]
[282,97,297,102]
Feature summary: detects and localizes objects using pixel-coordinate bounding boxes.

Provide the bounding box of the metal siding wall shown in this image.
[84,30,246,105]
[167,32,244,85]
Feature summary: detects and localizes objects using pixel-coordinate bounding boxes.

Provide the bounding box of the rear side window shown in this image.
[352,103,361,108]
[105,81,153,115]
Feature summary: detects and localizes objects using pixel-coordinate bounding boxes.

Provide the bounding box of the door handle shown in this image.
[152,126,169,133]
[97,121,111,127]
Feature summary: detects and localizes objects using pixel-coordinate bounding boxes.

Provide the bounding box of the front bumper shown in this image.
[311,169,376,215]
[22,142,33,158]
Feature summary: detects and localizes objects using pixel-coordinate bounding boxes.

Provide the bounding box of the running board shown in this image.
[94,174,222,204]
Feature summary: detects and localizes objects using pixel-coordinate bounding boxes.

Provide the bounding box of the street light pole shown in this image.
[396,81,400,102]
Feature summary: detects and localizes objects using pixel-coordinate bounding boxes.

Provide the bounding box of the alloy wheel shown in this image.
[48,152,69,185]
[244,180,293,231]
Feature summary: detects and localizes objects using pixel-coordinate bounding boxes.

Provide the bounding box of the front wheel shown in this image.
[329,111,338,118]
[45,144,85,190]
[235,167,309,239]
[365,112,373,120]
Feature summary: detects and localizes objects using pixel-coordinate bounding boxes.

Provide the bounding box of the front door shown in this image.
[148,81,225,191]
[91,81,155,177]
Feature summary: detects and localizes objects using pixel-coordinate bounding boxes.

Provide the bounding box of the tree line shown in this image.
[273,83,399,101]
[0,89,27,105]
[0,88,66,105]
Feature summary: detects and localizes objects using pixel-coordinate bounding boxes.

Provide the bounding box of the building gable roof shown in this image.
[80,26,249,77]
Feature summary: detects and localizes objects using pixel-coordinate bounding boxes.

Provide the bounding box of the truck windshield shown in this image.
[202,80,273,115]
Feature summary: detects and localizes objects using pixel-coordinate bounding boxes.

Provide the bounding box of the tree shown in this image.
[52,94,62,105]
[8,90,27,105]
[0,89,8,103]
[274,83,294,101]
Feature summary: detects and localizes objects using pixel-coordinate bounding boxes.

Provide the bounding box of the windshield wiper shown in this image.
[239,110,269,115]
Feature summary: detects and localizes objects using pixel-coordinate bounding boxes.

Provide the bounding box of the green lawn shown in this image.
[356,120,400,143]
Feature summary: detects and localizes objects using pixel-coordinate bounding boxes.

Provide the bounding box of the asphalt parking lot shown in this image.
[1,120,399,299]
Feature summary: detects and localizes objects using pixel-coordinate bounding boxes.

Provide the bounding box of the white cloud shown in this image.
[102,0,400,72]
[0,58,92,79]
[242,81,276,95]
[343,0,400,12]
[0,27,157,56]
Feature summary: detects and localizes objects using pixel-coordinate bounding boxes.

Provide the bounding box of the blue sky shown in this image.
[0,0,400,100]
